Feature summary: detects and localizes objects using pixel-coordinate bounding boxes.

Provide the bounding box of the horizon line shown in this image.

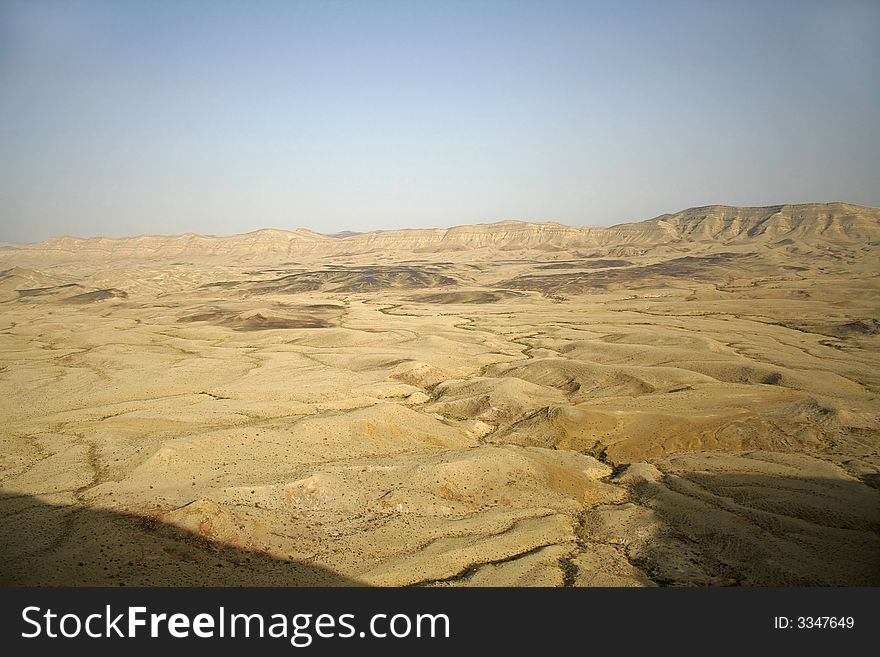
[2,200,874,246]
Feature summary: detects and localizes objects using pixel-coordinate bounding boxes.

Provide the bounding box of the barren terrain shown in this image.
[1,203,878,586]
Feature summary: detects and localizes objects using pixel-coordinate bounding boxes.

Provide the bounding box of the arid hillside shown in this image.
[4,202,877,264]
[1,203,878,586]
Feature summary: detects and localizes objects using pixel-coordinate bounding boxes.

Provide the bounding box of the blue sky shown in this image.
[1,0,878,241]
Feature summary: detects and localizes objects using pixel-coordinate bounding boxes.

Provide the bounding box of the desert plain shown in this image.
[0,202,878,586]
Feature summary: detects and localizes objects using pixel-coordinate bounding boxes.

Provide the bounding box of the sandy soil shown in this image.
[1,203,878,585]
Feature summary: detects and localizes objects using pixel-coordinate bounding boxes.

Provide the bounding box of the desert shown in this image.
[0,202,877,586]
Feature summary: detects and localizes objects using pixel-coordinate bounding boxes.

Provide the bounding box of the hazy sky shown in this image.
[1,0,878,242]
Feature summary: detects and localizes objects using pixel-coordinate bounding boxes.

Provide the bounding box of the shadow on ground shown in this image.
[4,468,879,587]
[0,491,363,586]
[589,468,880,586]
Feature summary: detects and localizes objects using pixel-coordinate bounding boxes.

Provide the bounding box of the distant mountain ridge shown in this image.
[3,202,877,263]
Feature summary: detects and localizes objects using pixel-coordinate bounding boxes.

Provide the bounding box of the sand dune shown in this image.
[1,202,878,585]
